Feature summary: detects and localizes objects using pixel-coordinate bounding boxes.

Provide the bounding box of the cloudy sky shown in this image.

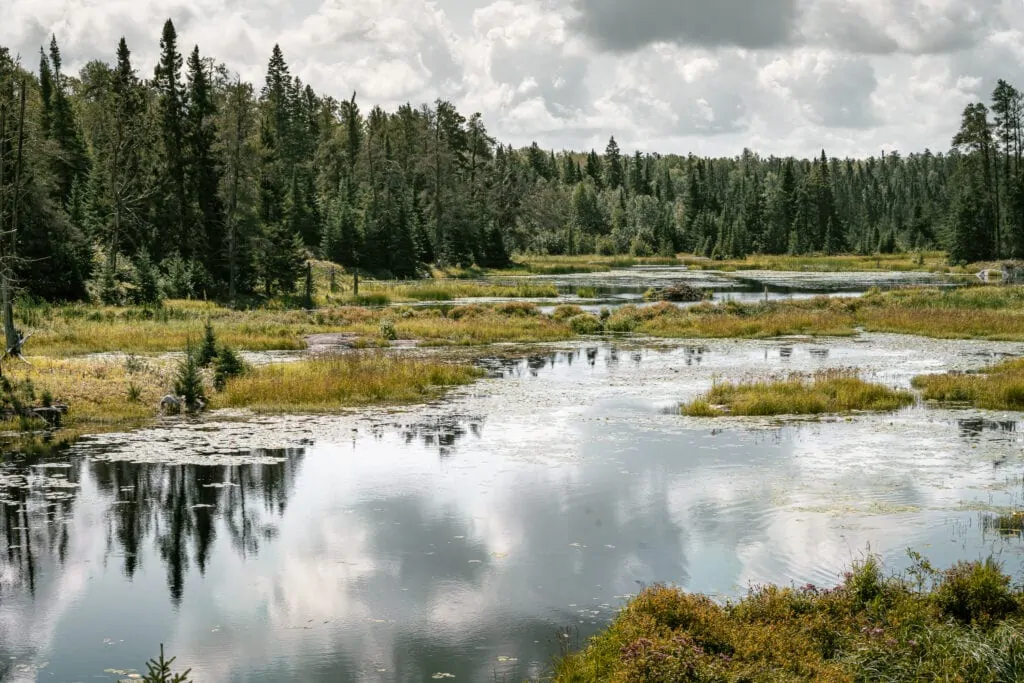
[3,0,1024,158]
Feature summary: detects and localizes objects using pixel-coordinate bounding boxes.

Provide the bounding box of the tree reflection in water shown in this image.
[0,447,305,606]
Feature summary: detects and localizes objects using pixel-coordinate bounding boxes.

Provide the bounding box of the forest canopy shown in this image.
[0,22,1020,303]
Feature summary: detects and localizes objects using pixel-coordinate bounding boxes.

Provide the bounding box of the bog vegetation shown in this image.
[215,352,484,413]
[913,357,1024,410]
[681,369,915,417]
[556,554,1024,682]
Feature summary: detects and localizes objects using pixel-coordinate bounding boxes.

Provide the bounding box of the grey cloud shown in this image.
[567,0,1010,57]
[801,0,1007,56]
[569,0,800,52]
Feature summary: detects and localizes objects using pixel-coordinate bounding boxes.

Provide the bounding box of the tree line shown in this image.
[0,22,1019,304]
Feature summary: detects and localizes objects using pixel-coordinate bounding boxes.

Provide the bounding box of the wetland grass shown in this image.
[554,555,1024,683]
[215,352,485,413]
[678,251,950,273]
[982,511,1024,536]
[682,369,914,417]
[912,358,1024,410]
[18,285,1024,360]
[4,355,175,435]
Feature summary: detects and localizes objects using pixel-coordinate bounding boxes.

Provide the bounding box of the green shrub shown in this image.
[935,559,1017,625]
[844,555,886,609]
[379,318,397,341]
[552,304,585,320]
[596,236,617,256]
[568,314,602,335]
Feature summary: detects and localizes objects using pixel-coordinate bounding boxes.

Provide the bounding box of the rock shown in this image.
[1002,262,1024,284]
[160,395,183,415]
[646,283,707,302]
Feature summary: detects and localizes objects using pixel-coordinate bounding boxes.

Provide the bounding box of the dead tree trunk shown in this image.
[4,82,25,352]
[2,81,25,360]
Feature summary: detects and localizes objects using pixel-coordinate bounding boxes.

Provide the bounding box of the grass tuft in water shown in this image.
[215,352,485,413]
[982,511,1024,536]
[681,369,915,417]
[554,554,1024,682]
[912,358,1024,410]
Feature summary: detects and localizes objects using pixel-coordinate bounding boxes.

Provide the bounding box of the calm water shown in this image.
[401,266,958,312]
[4,334,1024,681]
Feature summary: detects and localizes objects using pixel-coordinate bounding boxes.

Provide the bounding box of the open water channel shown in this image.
[2,269,1021,682]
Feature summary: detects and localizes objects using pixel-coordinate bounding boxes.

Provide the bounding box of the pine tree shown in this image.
[604,136,624,190]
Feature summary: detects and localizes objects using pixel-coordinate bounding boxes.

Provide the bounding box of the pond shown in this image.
[403,266,959,312]
[4,333,1024,682]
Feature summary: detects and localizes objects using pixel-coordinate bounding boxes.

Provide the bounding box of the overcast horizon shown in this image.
[3,0,1023,159]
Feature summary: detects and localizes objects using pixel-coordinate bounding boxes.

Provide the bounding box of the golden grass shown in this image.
[5,355,176,434]
[682,369,915,417]
[214,352,484,413]
[17,285,1024,360]
[912,358,1024,410]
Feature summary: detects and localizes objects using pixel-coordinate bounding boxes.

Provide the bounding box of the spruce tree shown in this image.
[604,136,624,190]
[153,19,188,261]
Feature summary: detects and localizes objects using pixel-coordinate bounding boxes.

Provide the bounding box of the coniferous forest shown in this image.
[0,22,1022,304]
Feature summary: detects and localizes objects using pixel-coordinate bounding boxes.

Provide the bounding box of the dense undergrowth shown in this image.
[682,369,915,417]
[555,554,1024,682]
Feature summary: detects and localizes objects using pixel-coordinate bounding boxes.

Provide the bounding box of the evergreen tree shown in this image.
[153,20,188,262]
[185,46,222,280]
[604,136,624,190]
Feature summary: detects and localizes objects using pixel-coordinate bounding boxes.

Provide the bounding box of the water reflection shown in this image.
[5,338,1024,681]
[0,450,304,609]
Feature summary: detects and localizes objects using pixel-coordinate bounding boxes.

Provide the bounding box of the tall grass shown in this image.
[6,355,175,434]
[912,358,1024,410]
[682,369,915,417]
[215,352,484,412]
[555,555,1024,682]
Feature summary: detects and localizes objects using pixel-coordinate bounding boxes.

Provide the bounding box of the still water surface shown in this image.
[4,335,1024,681]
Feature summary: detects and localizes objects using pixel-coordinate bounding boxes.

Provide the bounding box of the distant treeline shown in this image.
[0,21,1019,303]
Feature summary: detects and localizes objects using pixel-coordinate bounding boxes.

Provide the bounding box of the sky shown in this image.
[2,0,1024,159]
